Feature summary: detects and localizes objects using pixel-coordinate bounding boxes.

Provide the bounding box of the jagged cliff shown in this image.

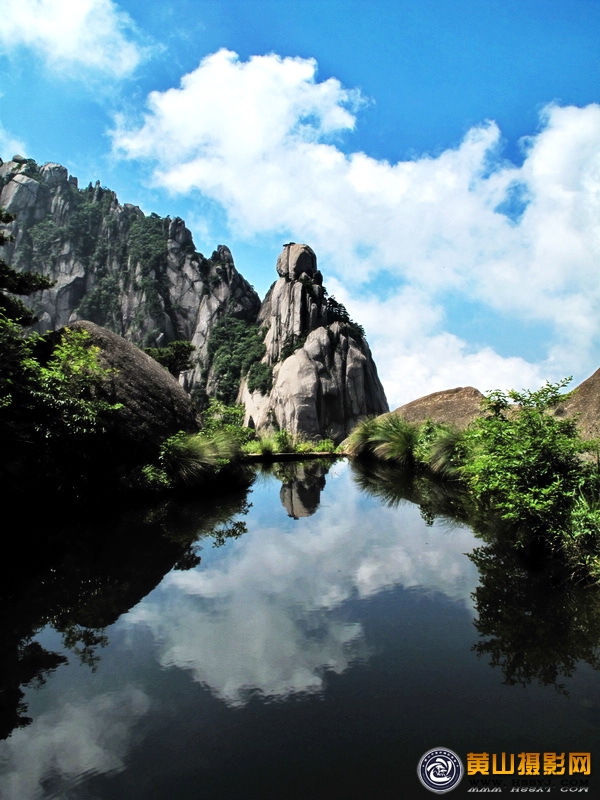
[0,156,260,402]
[0,156,388,440]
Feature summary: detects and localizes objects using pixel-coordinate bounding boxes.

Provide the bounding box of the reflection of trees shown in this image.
[350,460,468,524]
[0,640,67,740]
[351,460,600,692]
[470,541,600,692]
[0,476,254,739]
[262,460,331,519]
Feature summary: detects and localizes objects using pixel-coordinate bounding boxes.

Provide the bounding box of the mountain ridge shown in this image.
[0,155,388,441]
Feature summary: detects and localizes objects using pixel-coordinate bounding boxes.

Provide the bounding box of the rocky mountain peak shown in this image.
[242,244,389,442]
[276,242,320,282]
[1,157,388,442]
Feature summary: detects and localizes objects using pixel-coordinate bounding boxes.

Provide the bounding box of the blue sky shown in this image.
[2,0,600,407]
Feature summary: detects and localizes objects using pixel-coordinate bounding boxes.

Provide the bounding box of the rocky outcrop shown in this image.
[1,158,387,441]
[0,157,260,390]
[68,320,198,461]
[241,244,388,442]
[553,370,600,440]
[392,386,485,429]
[260,244,327,363]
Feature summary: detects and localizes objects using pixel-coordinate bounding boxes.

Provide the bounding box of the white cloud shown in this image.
[0,0,148,78]
[328,282,548,407]
[112,51,600,401]
[0,124,26,159]
[125,465,479,706]
[0,686,149,800]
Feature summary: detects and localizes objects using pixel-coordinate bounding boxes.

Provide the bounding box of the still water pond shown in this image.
[1,461,600,798]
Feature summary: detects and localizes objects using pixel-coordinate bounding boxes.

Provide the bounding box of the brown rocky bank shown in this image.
[390,374,600,439]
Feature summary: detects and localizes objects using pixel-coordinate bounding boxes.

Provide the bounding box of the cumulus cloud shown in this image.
[0,124,26,159]
[0,0,149,78]
[112,50,600,403]
[125,466,479,705]
[0,686,149,799]
[328,282,548,406]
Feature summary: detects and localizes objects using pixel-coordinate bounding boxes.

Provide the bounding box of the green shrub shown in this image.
[247,361,273,395]
[144,340,195,377]
[159,430,241,488]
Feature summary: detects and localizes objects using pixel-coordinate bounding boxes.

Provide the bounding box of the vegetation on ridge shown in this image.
[346,378,600,583]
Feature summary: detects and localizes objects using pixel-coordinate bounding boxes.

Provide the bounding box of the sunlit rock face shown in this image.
[0,159,387,441]
[241,244,388,443]
[392,386,485,429]
[552,368,600,440]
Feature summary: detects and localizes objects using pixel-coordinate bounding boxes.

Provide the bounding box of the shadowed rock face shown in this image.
[69,320,198,461]
[392,386,485,429]
[241,244,389,443]
[0,158,260,389]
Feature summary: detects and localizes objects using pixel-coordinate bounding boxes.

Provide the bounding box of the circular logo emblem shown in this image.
[417,748,463,793]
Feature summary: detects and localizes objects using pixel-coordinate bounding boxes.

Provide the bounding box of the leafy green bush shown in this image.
[144,340,196,377]
[460,379,586,542]
[158,429,242,488]
[346,379,600,582]
[344,415,418,465]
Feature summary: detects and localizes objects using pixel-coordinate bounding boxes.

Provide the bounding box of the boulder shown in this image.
[69,320,199,461]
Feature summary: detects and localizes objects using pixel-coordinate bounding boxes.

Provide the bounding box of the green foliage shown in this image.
[326,295,365,340]
[201,398,255,446]
[344,415,419,466]
[144,340,196,377]
[415,421,468,478]
[77,274,122,327]
[343,416,382,458]
[207,316,267,404]
[347,379,600,582]
[128,213,169,276]
[155,428,243,489]
[461,379,586,542]
[23,327,120,442]
[247,360,273,394]
[0,319,122,494]
[280,332,308,361]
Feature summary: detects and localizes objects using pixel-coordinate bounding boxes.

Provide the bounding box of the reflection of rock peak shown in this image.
[278,462,328,519]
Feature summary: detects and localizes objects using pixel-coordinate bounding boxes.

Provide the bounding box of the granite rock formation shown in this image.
[553,369,600,440]
[0,157,260,391]
[240,243,389,442]
[1,157,388,441]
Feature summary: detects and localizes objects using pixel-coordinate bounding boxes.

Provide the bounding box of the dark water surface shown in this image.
[1,461,600,799]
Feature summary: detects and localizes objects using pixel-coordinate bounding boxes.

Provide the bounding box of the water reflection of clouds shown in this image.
[0,686,149,800]
[125,466,479,706]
